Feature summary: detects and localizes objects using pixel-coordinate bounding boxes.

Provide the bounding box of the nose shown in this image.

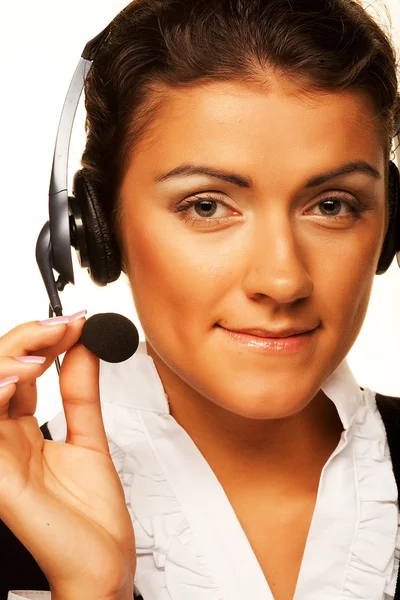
[242,214,313,305]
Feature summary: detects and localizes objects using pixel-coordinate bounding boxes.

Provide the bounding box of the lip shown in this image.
[216,324,319,353]
[217,323,319,339]
[217,324,318,338]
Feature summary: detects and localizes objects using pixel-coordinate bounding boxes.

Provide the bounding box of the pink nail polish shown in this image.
[15,356,47,364]
[39,316,71,326]
[0,376,19,388]
[69,310,87,323]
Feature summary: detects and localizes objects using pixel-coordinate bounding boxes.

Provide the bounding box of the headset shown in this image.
[35,23,119,319]
[35,17,400,338]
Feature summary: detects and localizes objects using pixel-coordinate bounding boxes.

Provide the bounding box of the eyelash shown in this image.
[173,193,367,225]
[173,194,237,225]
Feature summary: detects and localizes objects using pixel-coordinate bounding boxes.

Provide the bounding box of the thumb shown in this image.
[59,342,109,456]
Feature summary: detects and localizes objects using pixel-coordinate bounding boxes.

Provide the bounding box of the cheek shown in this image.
[313,227,381,355]
[124,220,235,333]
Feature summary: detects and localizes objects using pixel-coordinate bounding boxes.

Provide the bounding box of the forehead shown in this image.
[126,79,385,182]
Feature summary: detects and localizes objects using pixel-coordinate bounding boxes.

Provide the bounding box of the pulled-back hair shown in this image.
[81,0,400,234]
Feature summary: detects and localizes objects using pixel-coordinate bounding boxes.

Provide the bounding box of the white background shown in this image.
[0,1,400,425]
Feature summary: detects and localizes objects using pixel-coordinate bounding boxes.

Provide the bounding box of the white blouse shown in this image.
[8,342,400,600]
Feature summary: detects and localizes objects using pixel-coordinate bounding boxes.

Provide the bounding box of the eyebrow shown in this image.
[154,160,381,188]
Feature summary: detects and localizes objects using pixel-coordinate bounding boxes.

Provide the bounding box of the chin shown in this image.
[209,383,319,421]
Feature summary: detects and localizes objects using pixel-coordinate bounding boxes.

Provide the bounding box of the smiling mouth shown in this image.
[214,323,320,353]
[215,323,320,338]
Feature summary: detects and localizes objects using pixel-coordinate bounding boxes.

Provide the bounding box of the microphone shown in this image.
[80,313,140,363]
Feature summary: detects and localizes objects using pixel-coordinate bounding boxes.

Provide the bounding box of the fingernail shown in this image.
[0,376,19,388]
[39,316,71,326]
[15,356,47,364]
[69,310,87,323]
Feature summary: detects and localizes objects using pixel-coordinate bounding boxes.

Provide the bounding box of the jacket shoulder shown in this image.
[375,393,400,490]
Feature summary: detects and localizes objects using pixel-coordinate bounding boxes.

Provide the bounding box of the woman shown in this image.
[0,0,399,598]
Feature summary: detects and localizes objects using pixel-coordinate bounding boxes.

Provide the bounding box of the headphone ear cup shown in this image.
[72,169,121,285]
[376,161,400,275]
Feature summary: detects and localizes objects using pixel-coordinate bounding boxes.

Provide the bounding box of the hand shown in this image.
[0,314,136,600]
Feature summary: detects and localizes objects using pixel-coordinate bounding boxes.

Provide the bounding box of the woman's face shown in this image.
[119,78,386,420]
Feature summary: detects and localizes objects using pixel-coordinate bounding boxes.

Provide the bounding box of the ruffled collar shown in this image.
[321,357,362,430]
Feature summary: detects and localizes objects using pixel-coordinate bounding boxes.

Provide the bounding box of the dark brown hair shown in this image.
[81,0,400,236]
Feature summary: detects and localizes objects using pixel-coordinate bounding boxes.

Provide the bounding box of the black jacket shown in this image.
[1,393,399,600]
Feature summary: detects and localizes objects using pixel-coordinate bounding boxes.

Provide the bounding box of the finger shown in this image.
[0,356,47,381]
[59,343,109,456]
[0,377,19,421]
[0,357,46,418]
[0,317,71,356]
[1,313,87,419]
[0,312,86,360]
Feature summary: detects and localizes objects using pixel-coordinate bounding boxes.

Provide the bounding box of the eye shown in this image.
[173,194,240,224]
[308,196,362,219]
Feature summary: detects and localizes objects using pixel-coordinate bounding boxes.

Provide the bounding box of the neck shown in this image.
[147,345,344,497]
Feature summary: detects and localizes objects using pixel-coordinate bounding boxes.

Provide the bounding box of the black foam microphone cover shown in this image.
[80,313,139,363]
